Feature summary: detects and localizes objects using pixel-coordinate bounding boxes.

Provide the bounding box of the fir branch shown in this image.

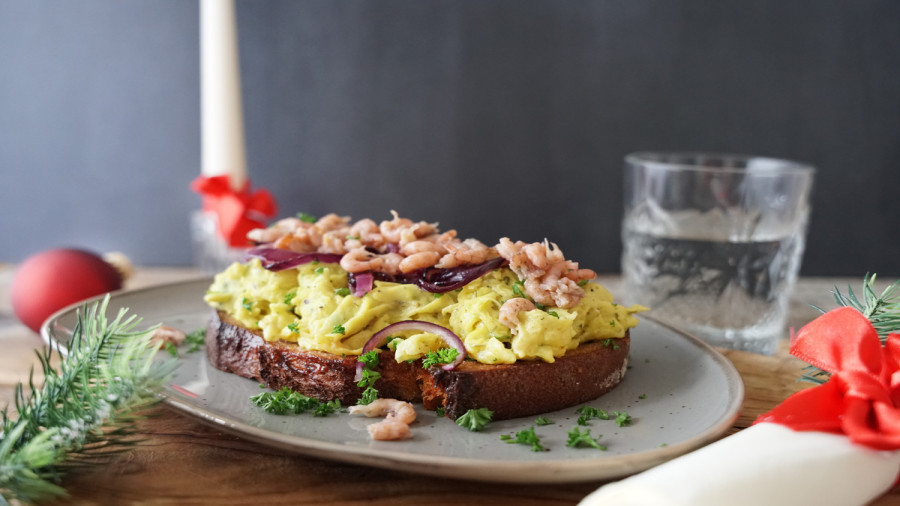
[802,274,900,384]
[0,296,174,504]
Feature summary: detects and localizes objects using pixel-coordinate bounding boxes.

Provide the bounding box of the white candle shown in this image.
[200,0,247,190]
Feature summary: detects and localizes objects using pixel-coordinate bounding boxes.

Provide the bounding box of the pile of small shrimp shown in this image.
[348,398,417,441]
[247,211,596,312]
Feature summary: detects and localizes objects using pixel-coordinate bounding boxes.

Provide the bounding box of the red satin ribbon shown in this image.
[755,306,900,450]
[191,175,278,247]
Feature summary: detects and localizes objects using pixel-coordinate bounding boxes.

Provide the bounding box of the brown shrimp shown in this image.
[340,247,385,273]
[499,297,537,333]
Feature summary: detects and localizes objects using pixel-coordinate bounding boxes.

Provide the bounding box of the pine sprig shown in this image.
[802,274,900,384]
[0,296,174,504]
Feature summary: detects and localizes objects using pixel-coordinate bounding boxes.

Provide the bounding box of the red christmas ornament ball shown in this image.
[11,248,124,333]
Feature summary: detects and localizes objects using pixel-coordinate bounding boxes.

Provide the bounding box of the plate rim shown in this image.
[41,277,745,484]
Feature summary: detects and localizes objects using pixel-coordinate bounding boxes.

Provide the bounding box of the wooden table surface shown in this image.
[2,264,899,505]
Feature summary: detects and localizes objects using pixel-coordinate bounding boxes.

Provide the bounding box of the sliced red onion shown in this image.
[246,246,343,272]
[354,320,467,382]
[416,256,505,293]
[350,272,374,297]
[346,256,506,294]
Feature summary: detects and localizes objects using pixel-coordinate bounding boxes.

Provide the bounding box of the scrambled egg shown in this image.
[204,259,645,365]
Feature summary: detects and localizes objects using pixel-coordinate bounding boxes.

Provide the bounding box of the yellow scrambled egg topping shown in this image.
[204,259,645,365]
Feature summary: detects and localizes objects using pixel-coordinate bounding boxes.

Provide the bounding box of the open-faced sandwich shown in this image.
[203,211,644,436]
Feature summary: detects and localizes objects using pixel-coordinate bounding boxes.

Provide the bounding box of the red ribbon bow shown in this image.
[191,175,278,247]
[755,306,900,450]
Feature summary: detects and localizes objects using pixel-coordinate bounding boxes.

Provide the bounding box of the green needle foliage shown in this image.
[829,273,900,341]
[803,274,900,384]
[0,296,174,504]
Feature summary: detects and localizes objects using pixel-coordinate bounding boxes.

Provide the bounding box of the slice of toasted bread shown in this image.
[206,310,629,421]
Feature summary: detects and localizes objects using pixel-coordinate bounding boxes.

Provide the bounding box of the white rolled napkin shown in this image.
[580,423,900,506]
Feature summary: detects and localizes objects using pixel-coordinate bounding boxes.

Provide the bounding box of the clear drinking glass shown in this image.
[191,210,248,274]
[621,152,815,354]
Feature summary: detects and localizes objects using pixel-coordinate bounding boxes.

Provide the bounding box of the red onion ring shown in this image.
[354,320,467,382]
[346,257,506,294]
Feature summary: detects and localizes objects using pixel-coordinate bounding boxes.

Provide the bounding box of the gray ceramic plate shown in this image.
[42,277,743,484]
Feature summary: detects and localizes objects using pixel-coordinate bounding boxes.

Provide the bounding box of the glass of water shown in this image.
[620,152,815,354]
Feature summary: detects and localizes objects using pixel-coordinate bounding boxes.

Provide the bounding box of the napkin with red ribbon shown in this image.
[191,175,278,247]
[580,305,900,506]
[756,305,900,450]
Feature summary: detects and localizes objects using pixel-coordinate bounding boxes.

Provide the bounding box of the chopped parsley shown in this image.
[332,324,346,335]
[576,405,610,426]
[547,310,559,319]
[334,287,351,297]
[601,338,620,350]
[566,427,606,450]
[313,399,342,417]
[284,291,297,304]
[614,411,633,427]
[315,266,325,275]
[422,348,459,368]
[511,280,527,298]
[435,407,445,417]
[385,336,400,350]
[500,426,545,452]
[184,328,205,353]
[250,387,339,416]
[287,322,300,334]
[241,297,253,311]
[356,350,381,405]
[297,212,317,223]
[456,407,493,432]
[163,341,178,357]
[535,416,553,426]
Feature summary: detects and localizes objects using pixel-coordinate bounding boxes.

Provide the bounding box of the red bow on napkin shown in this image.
[191,175,278,247]
[756,306,900,450]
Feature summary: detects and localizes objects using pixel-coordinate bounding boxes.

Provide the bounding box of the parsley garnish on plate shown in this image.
[184,328,205,353]
[456,407,493,432]
[576,405,609,426]
[500,426,545,452]
[614,411,632,427]
[250,387,342,416]
[566,427,606,450]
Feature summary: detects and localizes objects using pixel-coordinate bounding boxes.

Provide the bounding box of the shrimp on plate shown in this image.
[349,398,417,441]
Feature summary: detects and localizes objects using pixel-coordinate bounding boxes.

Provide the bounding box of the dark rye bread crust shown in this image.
[206,310,630,421]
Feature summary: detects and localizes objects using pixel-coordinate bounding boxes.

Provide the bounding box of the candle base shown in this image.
[191,210,247,273]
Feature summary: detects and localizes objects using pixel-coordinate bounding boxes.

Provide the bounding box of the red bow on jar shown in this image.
[756,306,900,450]
[191,175,278,247]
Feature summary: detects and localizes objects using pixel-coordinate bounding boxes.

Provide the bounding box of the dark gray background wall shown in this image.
[2,0,899,276]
